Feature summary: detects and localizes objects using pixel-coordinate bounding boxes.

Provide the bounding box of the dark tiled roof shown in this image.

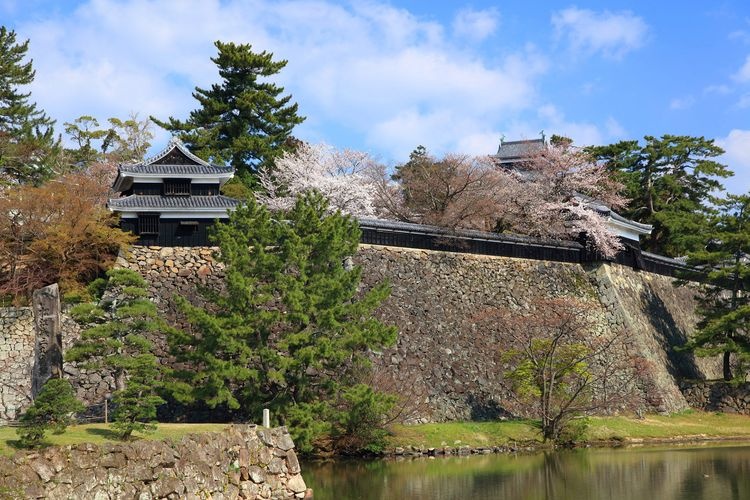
[494,139,546,161]
[119,164,233,175]
[118,137,233,176]
[108,195,241,210]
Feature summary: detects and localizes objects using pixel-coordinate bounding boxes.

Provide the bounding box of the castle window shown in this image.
[164,178,191,196]
[138,213,160,235]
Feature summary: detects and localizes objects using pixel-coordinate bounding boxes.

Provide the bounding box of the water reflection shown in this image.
[303,444,750,500]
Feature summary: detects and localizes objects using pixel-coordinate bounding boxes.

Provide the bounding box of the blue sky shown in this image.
[4,0,750,191]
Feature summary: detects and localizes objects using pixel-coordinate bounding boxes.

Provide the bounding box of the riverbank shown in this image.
[2,411,749,458]
[384,411,750,456]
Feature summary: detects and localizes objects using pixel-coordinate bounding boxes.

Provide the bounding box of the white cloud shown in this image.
[536,105,603,146]
[717,129,750,193]
[552,7,648,59]
[15,0,550,162]
[669,96,695,110]
[452,7,500,42]
[704,84,731,94]
[734,55,750,82]
[738,93,750,108]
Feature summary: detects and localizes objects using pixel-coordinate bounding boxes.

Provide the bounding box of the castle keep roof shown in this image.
[109,137,239,216]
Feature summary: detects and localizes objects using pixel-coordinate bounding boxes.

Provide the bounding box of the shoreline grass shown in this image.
[0,423,229,456]
[3,411,750,457]
[386,411,750,449]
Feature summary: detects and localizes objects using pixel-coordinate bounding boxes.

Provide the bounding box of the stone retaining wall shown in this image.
[119,244,719,421]
[0,425,308,499]
[0,307,34,422]
[679,380,750,414]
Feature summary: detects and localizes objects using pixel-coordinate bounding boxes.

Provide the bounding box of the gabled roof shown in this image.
[493,138,546,164]
[112,137,233,192]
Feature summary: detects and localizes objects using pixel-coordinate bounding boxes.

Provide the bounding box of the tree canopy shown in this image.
[0,26,60,185]
[681,194,750,380]
[152,41,304,187]
[169,192,397,451]
[588,135,732,255]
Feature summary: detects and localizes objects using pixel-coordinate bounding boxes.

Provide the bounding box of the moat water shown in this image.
[303,443,750,499]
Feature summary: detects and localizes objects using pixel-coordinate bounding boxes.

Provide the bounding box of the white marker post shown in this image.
[262,408,270,428]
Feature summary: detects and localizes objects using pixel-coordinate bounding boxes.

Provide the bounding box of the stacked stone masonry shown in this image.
[0,425,308,499]
[0,243,724,423]
[121,244,720,421]
[680,380,750,414]
[0,307,34,422]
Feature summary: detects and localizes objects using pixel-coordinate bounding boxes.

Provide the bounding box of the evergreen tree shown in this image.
[587,135,732,255]
[169,192,397,451]
[0,26,60,185]
[16,378,84,448]
[63,113,153,169]
[681,194,750,381]
[151,41,304,187]
[66,268,166,439]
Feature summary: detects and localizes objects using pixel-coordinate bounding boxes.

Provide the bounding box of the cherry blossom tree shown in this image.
[257,142,379,217]
[495,145,627,258]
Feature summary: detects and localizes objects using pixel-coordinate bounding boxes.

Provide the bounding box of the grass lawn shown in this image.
[387,411,750,449]
[0,423,228,457]
[3,412,750,457]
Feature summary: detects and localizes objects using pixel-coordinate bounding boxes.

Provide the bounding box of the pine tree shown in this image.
[0,26,60,185]
[588,135,732,255]
[169,192,397,451]
[151,41,304,187]
[16,378,84,448]
[66,268,166,439]
[681,194,750,381]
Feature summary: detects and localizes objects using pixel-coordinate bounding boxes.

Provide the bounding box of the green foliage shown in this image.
[587,135,732,255]
[503,339,593,443]
[0,26,61,185]
[334,384,397,454]
[680,194,750,381]
[152,41,304,187]
[170,192,397,453]
[16,378,84,448]
[67,268,168,440]
[63,113,153,168]
[110,353,166,439]
[86,277,108,301]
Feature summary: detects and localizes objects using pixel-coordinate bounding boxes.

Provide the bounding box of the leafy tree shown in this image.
[0,170,134,302]
[169,192,397,452]
[63,113,153,169]
[481,297,632,443]
[67,269,166,439]
[681,194,750,381]
[106,113,153,163]
[0,26,60,185]
[16,378,84,448]
[388,146,507,232]
[152,41,304,187]
[588,135,732,255]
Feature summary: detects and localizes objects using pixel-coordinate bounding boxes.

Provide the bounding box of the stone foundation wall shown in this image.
[0,243,719,424]
[679,380,750,414]
[0,307,34,422]
[0,425,308,500]
[119,244,716,421]
[356,245,716,420]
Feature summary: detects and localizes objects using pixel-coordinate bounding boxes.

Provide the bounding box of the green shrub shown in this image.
[16,378,84,448]
[86,277,108,301]
[333,384,397,454]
